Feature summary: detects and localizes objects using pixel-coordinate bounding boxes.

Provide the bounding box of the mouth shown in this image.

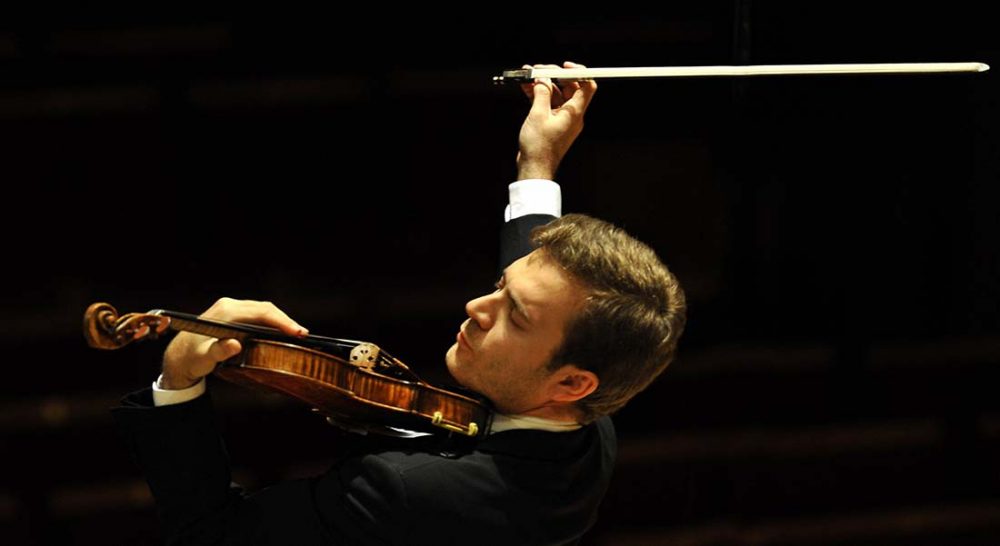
[457,321,473,352]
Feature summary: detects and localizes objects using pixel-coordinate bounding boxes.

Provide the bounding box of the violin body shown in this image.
[217,339,490,437]
[83,302,492,439]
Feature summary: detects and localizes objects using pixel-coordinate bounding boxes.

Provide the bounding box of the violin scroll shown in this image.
[83,302,171,350]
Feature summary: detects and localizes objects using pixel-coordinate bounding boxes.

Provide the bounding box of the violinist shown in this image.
[112,61,686,545]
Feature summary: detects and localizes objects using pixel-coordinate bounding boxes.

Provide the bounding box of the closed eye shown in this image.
[495,276,525,329]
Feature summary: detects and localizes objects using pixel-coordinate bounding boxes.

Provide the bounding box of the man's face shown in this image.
[445,249,586,414]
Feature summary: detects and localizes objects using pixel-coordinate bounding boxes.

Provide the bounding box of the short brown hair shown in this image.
[532,214,686,423]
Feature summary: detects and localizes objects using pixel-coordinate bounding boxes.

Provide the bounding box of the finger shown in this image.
[548,81,566,109]
[529,80,553,117]
[533,64,571,108]
[204,298,309,337]
[562,61,585,96]
[560,79,582,102]
[532,63,561,89]
[562,61,597,111]
[526,68,562,108]
[577,78,597,109]
[559,86,589,117]
[206,338,243,362]
[519,64,535,100]
[560,82,596,115]
[248,301,309,337]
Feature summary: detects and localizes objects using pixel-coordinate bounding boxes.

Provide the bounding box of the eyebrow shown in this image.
[501,272,533,325]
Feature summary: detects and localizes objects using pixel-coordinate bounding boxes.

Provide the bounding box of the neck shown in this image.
[516,403,582,424]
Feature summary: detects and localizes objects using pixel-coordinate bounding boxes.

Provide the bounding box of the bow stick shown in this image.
[493,62,989,84]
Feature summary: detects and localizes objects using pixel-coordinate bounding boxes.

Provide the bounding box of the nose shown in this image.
[465,291,499,331]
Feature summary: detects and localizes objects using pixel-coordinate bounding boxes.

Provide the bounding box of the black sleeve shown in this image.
[112,390,411,545]
[498,213,557,275]
[113,389,237,545]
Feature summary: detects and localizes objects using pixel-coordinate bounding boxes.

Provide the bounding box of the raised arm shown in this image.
[501,61,597,271]
[515,61,597,181]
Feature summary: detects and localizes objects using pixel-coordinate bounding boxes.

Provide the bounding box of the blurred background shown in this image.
[2,3,998,545]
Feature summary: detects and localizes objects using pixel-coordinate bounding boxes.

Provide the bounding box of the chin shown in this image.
[444,344,469,386]
[444,343,459,374]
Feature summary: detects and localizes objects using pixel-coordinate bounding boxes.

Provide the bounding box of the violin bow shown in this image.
[493,62,990,84]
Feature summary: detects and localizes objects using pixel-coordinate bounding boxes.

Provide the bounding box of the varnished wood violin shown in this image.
[83,302,492,439]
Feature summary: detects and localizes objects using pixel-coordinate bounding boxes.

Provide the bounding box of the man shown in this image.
[113,61,686,545]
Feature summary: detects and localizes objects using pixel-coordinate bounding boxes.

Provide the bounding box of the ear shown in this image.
[548,365,599,403]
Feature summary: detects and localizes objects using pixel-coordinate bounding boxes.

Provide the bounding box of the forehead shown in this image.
[507,250,586,322]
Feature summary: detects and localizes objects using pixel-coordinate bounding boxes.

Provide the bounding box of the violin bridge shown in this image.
[349,342,380,370]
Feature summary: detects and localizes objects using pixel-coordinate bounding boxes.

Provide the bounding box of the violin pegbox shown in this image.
[349,342,381,371]
[84,302,171,350]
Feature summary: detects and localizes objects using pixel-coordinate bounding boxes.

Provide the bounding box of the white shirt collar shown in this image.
[490,413,582,434]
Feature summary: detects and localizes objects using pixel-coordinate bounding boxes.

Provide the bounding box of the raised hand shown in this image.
[516,61,597,180]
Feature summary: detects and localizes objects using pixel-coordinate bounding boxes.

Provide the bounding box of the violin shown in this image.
[83,302,492,439]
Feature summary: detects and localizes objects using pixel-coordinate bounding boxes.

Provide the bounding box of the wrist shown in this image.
[517,158,558,181]
[159,369,201,390]
[152,374,206,406]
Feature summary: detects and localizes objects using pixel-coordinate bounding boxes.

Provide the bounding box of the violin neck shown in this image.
[154,310,357,349]
[154,310,264,342]
[152,310,419,380]
[83,301,420,380]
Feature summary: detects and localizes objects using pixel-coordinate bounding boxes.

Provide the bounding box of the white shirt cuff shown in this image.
[504,179,561,222]
[152,375,207,406]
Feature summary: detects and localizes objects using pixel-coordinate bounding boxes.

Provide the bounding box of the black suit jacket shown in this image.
[113,214,617,545]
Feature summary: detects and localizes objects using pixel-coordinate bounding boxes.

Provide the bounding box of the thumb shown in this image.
[529,82,551,116]
[207,338,242,362]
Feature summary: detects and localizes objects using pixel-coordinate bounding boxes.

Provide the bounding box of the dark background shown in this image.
[3,4,999,545]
